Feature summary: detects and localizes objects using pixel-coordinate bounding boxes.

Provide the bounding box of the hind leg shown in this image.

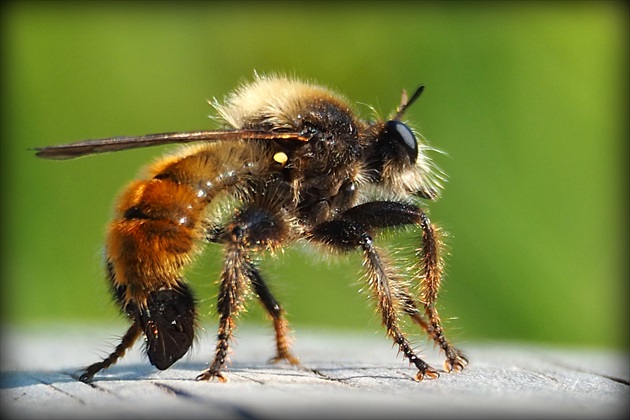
[78,322,143,383]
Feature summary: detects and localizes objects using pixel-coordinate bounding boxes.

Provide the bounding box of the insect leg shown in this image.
[416,211,468,372]
[309,217,439,381]
[249,269,300,366]
[398,287,468,372]
[77,322,143,383]
[196,244,249,382]
[340,201,467,373]
[197,203,294,381]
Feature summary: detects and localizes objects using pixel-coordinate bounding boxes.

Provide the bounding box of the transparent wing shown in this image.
[33,129,309,160]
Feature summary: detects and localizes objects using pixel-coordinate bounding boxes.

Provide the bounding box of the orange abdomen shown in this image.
[103,142,262,308]
[107,176,206,307]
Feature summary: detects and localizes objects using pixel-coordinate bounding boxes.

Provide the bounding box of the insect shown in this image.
[35,74,468,382]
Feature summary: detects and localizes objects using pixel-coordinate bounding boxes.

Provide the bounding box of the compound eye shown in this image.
[384,120,418,163]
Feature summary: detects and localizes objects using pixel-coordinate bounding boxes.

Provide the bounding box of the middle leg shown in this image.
[207,223,299,365]
[197,203,297,381]
[250,269,300,366]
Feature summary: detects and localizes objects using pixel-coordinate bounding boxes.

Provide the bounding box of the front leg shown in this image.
[416,211,468,372]
[309,217,439,381]
[313,201,467,377]
[398,287,468,372]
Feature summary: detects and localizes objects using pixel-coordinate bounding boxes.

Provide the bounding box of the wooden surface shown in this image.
[1,325,628,419]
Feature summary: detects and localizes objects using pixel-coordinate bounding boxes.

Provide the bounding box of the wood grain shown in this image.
[1,326,628,419]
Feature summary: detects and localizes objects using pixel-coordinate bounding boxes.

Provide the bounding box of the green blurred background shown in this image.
[2,2,627,351]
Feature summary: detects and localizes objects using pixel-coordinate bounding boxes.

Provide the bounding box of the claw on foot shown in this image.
[77,371,94,384]
[196,370,228,382]
[443,353,468,373]
[269,352,301,366]
[414,366,440,381]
